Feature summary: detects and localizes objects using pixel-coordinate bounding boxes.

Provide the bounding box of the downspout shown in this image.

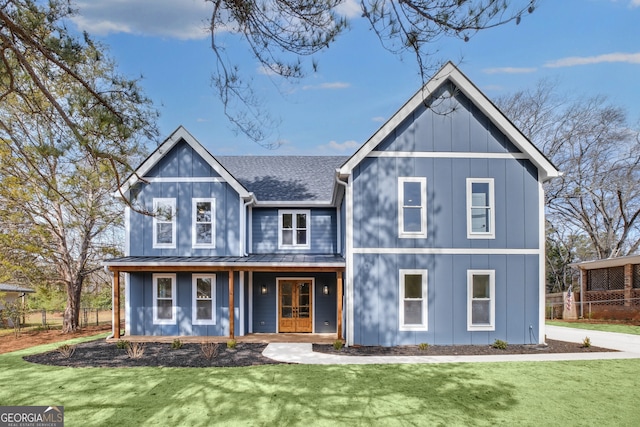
[105,264,114,340]
[242,193,255,256]
[335,172,348,344]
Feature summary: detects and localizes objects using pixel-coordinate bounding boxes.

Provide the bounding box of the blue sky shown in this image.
[71,0,640,156]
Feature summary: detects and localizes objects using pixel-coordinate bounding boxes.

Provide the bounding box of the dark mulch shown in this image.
[23,341,285,368]
[23,338,616,368]
[313,339,615,357]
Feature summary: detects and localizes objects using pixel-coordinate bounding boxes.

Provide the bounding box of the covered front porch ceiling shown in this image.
[104,254,345,273]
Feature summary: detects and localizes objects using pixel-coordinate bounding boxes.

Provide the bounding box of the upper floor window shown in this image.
[278,210,310,249]
[192,198,216,248]
[467,270,495,331]
[399,269,428,331]
[398,177,427,238]
[153,198,176,248]
[466,178,495,239]
[153,273,176,324]
[192,274,216,325]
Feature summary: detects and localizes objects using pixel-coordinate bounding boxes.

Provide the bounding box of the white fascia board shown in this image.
[252,200,336,208]
[339,62,560,183]
[118,126,251,199]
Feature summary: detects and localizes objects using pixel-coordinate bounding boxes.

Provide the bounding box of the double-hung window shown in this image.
[466,178,495,239]
[398,177,427,238]
[192,274,216,325]
[153,273,176,324]
[467,270,495,331]
[153,198,176,248]
[278,210,310,249]
[192,198,216,248]
[399,270,428,330]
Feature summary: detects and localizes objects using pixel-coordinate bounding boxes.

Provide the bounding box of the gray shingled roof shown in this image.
[217,156,348,202]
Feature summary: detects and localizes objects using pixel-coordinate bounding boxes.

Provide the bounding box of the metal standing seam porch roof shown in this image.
[104,254,346,272]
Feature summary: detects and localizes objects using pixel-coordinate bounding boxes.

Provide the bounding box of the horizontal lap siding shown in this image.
[251,208,338,254]
[352,254,538,346]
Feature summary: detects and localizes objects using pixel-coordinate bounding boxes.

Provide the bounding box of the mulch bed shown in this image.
[313,339,615,356]
[23,341,284,368]
[22,338,615,368]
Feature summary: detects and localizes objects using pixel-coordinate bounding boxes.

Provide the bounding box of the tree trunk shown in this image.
[62,279,83,333]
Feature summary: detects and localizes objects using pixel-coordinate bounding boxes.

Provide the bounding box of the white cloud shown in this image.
[72,0,212,40]
[302,82,350,90]
[317,140,360,153]
[335,0,362,18]
[544,52,640,68]
[631,0,640,8]
[482,67,537,74]
[371,116,386,123]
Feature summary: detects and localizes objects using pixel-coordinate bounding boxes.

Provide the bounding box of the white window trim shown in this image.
[466,178,495,239]
[152,198,177,249]
[467,270,495,331]
[192,198,216,248]
[192,274,216,325]
[398,177,427,238]
[278,209,311,250]
[399,269,428,331]
[152,273,177,325]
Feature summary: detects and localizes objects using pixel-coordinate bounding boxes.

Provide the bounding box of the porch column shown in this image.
[113,270,121,339]
[229,270,235,340]
[337,271,343,340]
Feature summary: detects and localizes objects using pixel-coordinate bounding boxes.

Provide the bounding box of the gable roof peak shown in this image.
[339,61,560,182]
[117,125,251,199]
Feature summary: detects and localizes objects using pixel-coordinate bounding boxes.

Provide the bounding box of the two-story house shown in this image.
[104,62,559,346]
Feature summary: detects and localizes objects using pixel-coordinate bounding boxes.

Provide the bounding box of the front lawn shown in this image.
[1,335,638,426]
[547,320,640,336]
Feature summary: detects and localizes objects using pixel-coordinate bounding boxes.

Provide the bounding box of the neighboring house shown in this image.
[104,62,559,346]
[0,284,35,327]
[570,255,640,320]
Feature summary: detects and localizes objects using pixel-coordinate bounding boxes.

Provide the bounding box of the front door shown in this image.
[279,279,313,333]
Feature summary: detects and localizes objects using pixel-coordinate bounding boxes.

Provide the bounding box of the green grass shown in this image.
[2,334,640,426]
[547,320,640,336]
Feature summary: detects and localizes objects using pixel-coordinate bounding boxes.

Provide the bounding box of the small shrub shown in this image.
[492,339,508,350]
[57,344,75,359]
[126,342,145,359]
[200,342,219,360]
[582,336,591,348]
[226,339,237,349]
[418,342,429,351]
[333,340,343,351]
[171,339,183,350]
[116,340,129,350]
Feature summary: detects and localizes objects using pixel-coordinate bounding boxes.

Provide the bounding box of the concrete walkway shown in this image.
[261,326,640,365]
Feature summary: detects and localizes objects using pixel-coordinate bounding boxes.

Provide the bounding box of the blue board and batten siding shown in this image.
[128,272,241,336]
[349,87,542,346]
[128,140,242,257]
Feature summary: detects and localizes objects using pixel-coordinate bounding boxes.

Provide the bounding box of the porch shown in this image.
[104,254,345,342]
